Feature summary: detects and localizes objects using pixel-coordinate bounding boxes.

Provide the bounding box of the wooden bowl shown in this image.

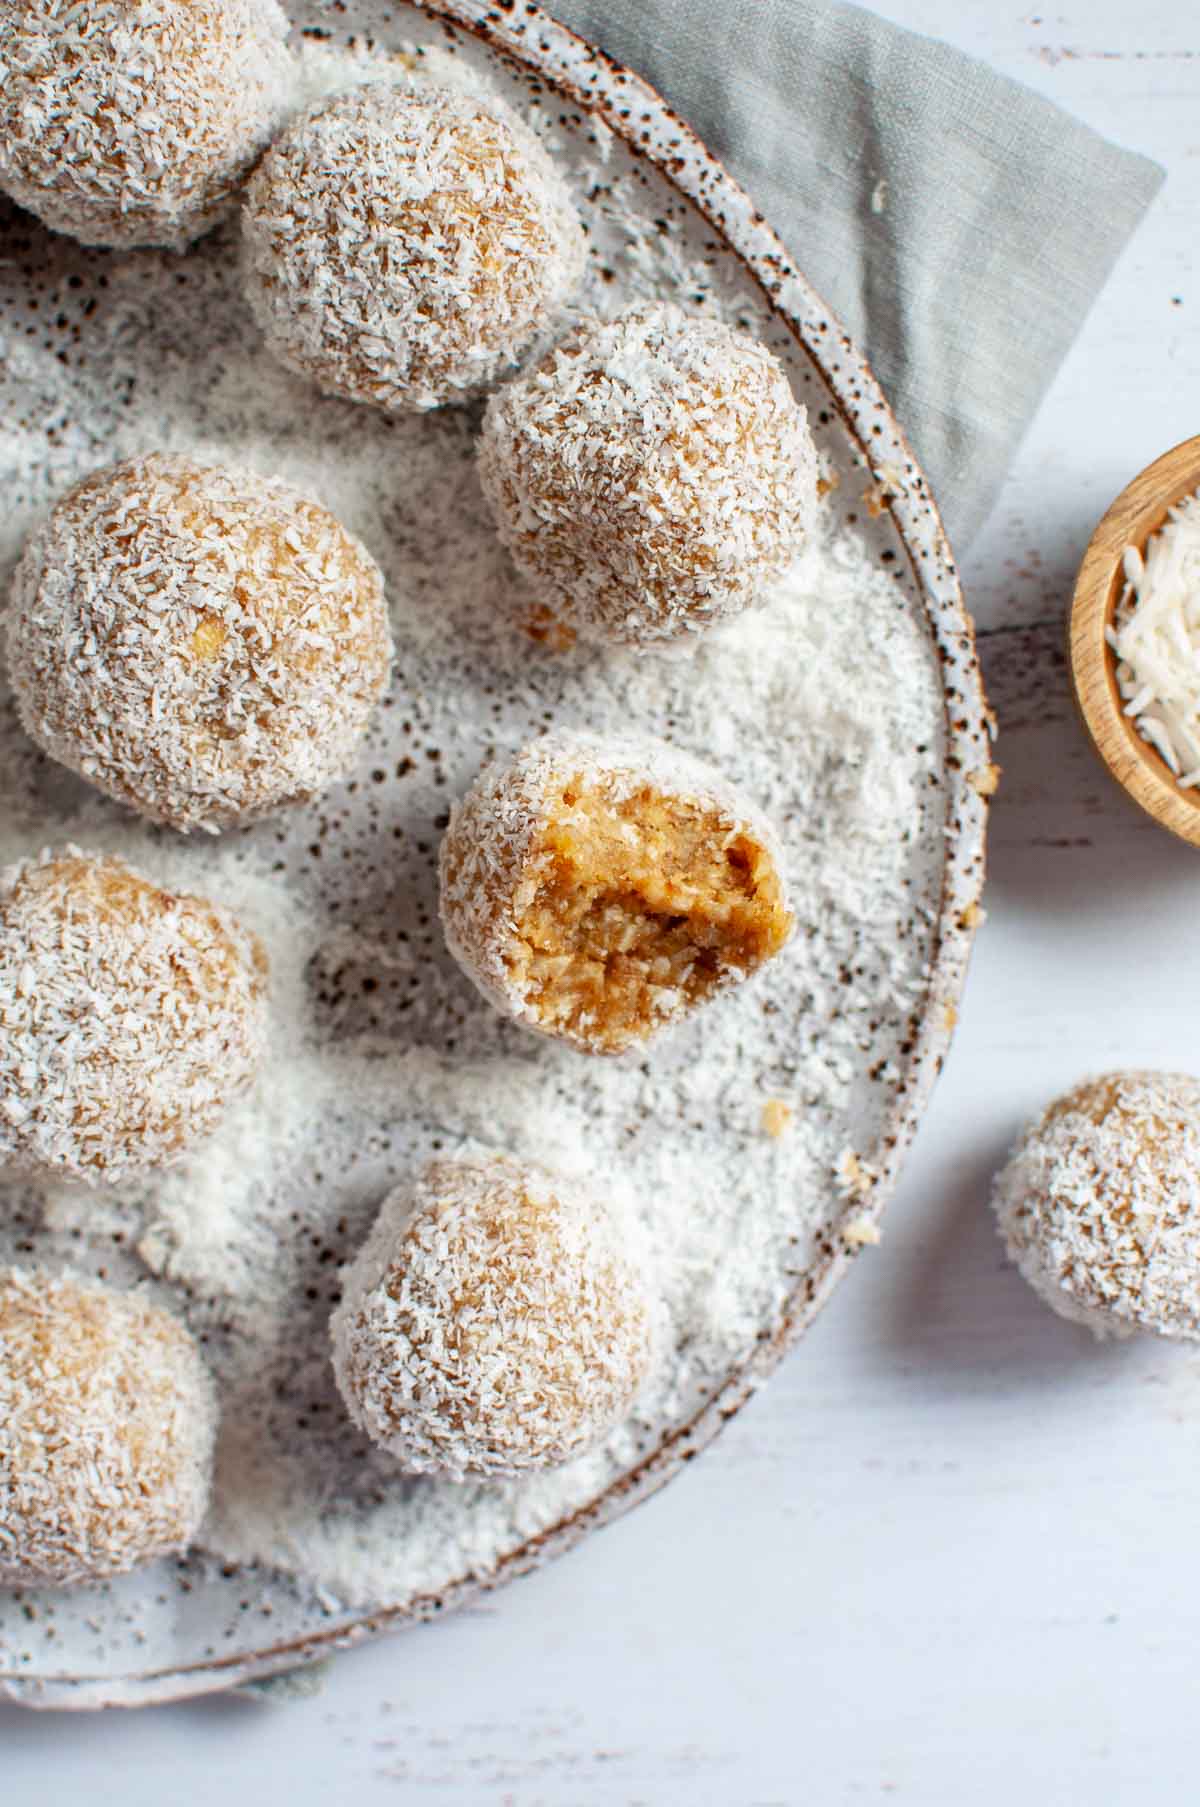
[1070,434,1200,845]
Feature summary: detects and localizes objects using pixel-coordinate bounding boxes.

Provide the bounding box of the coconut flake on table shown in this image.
[1109,489,1200,784]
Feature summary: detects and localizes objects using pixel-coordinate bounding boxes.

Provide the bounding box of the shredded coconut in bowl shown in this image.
[1109,489,1200,786]
[241,81,586,412]
[0,0,292,251]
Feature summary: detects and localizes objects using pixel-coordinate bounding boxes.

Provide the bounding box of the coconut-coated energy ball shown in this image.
[331,1153,655,1480]
[0,1268,217,1586]
[0,848,268,1184]
[477,303,820,649]
[7,453,392,833]
[439,731,794,1056]
[241,82,585,413]
[0,0,291,250]
[993,1071,1200,1340]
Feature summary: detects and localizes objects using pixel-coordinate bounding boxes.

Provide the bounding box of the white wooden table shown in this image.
[5,2,1198,1798]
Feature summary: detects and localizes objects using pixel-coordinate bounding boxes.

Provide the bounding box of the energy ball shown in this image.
[0,848,268,1184]
[7,452,392,833]
[993,1071,1200,1340]
[477,303,819,649]
[439,731,794,1055]
[241,82,586,413]
[331,1153,655,1480]
[0,1268,217,1586]
[0,0,291,250]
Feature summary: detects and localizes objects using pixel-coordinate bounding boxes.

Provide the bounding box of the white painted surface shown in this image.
[3,2,1198,1799]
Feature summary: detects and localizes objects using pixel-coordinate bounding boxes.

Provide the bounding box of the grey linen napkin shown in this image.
[544,0,1164,551]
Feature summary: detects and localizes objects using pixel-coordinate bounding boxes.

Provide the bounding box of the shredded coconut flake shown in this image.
[1111,489,1200,785]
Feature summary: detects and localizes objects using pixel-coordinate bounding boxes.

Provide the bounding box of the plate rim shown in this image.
[0,0,991,1710]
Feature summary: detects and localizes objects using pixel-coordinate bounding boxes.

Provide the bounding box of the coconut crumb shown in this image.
[841,1214,881,1248]
[837,1150,877,1200]
[761,1098,794,1139]
[967,764,1001,798]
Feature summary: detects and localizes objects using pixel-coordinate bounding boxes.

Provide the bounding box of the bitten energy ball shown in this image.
[0,0,291,250]
[0,1268,217,1586]
[241,82,585,412]
[439,731,794,1055]
[0,848,268,1184]
[7,453,392,833]
[478,303,819,648]
[331,1153,655,1480]
[993,1071,1200,1340]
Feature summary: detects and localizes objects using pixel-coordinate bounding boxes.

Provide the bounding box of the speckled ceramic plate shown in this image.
[0,0,989,1707]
